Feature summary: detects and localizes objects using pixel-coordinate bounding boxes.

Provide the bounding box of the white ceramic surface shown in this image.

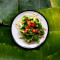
[11,11,48,49]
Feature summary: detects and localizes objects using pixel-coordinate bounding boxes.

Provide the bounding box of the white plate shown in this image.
[11,11,49,49]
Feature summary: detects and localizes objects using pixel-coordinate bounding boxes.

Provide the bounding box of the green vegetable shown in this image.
[30,27,34,29]
[20,26,25,30]
[28,17,33,20]
[21,25,27,30]
[35,18,39,22]
[22,33,32,42]
[37,39,40,43]
[36,22,42,29]
[27,29,34,35]
[22,16,28,20]
[32,34,39,41]
[31,21,34,23]
[40,29,45,35]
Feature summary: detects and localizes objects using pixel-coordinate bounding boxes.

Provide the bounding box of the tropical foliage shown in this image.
[0,0,60,60]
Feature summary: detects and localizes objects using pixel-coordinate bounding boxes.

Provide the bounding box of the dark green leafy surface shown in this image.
[0,0,18,25]
[18,0,51,12]
[0,0,51,25]
[0,26,15,46]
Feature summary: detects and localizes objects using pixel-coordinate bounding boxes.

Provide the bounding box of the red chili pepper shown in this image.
[24,29,28,34]
[24,27,30,34]
[31,23,36,27]
[31,29,36,33]
[35,30,39,33]
[28,19,30,20]
[31,29,39,33]
[27,19,31,27]
[26,27,30,29]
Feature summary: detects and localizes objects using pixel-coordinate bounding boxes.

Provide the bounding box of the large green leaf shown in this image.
[0,26,15,46]
[51,0,60,7]
[18,0,51,12]
[0,31,60,60]
[43,51,60,60]
[0,0,51,25]
[37,8,60,31]
[0,0,18,25]
[0,0,60,60]
[39,31,60,57]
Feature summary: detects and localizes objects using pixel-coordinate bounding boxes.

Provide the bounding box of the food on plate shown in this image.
[16,14,46,43]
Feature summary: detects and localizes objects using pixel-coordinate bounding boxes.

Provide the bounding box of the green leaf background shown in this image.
[0,0,60,60]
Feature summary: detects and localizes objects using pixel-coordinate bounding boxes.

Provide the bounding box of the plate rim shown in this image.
[11,10,49,50]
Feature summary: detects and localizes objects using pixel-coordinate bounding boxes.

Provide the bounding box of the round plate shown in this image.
[11,10,49,49]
